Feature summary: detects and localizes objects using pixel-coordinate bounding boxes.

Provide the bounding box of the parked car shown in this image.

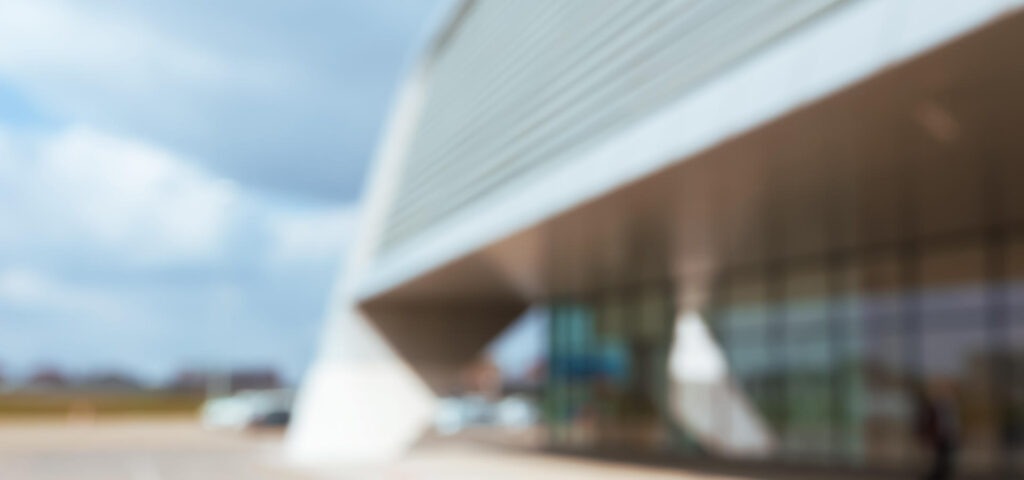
[200,389,293,430]
[433,394,539,434]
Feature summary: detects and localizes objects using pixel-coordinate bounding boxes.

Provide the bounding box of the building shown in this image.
[288,0,1024,477]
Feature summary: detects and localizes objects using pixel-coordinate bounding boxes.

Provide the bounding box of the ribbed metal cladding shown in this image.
[379,0,847,254]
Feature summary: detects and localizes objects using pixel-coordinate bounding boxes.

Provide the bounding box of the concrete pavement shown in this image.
[0,419,751,480]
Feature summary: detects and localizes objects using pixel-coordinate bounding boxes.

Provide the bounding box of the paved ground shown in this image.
[0,419,749,480]
[327,441,747,480]
[0,419,306,480]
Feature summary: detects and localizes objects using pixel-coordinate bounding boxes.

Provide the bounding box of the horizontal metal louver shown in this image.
[379,0,846,254]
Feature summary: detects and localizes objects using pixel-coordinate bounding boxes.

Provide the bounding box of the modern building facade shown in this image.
[289,0,1024,477]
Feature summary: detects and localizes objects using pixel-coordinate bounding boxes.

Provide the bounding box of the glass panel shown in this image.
[1009,236,1024,310]
[1007,238,1024,474]
[918,243,998,473]
[920,323,997,472]
[546,302,599,448]
[717,273,783,439]
[544,233,1019,475]
[785,264,829,331]
[724,274,769,343]
[859,253,915,468]
[548,303,570,446]
[1009,313,1024,476]
[779,263,833,459]
[920,243,987,315]
[550,285,673,452]
[832,262,868,463]
[861,252,904,319]
[862,335,916,467]
[784,342,834,460]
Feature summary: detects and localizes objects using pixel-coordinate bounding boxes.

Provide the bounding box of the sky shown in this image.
[0,0,447,384]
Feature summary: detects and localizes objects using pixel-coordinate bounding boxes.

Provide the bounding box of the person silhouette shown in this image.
[914,383,959,480]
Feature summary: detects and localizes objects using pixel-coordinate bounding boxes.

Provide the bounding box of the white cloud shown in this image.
[0,0,311,161]
[0,129,11,174]
[0,0,436,381]
[0,268,49,306]
[0,0,445,200]
[1,124,238,264]
[0,122,360,380]
[0,0,285,97]
[268,206,359,267]
[0,267,127,322]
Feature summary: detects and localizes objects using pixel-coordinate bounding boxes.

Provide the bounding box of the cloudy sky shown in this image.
[0,0,447,384]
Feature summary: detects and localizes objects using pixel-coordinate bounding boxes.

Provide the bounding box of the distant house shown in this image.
[25,366,69,390]
[166,367,281,394]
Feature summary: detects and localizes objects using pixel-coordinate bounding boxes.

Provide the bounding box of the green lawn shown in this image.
[0,392,206,418]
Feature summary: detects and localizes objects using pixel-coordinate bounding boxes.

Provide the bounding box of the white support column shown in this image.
[285,305,435,463]
[285,35,439,463]
[667,309,776,457]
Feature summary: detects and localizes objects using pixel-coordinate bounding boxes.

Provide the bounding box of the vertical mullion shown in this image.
[763,137,787,455]
[593,293,606,448]
[898,131,922,467]
[548,303,561,447]
[827,251,845,463]
[769,259,788,457]
[984,147,1011,475]
[716,273,733,448]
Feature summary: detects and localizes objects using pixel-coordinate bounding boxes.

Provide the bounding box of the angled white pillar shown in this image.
[668,307,776,457]
[285,308,434,463]
[285,45,437,463]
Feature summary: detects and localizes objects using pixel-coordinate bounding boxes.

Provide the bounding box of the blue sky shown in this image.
[0,0,447,384]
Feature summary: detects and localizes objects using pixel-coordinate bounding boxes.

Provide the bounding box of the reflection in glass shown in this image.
[545,234,1024,476]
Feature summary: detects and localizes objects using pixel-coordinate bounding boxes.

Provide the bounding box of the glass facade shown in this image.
[547,284,676,452]
[545,232,1024,476]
